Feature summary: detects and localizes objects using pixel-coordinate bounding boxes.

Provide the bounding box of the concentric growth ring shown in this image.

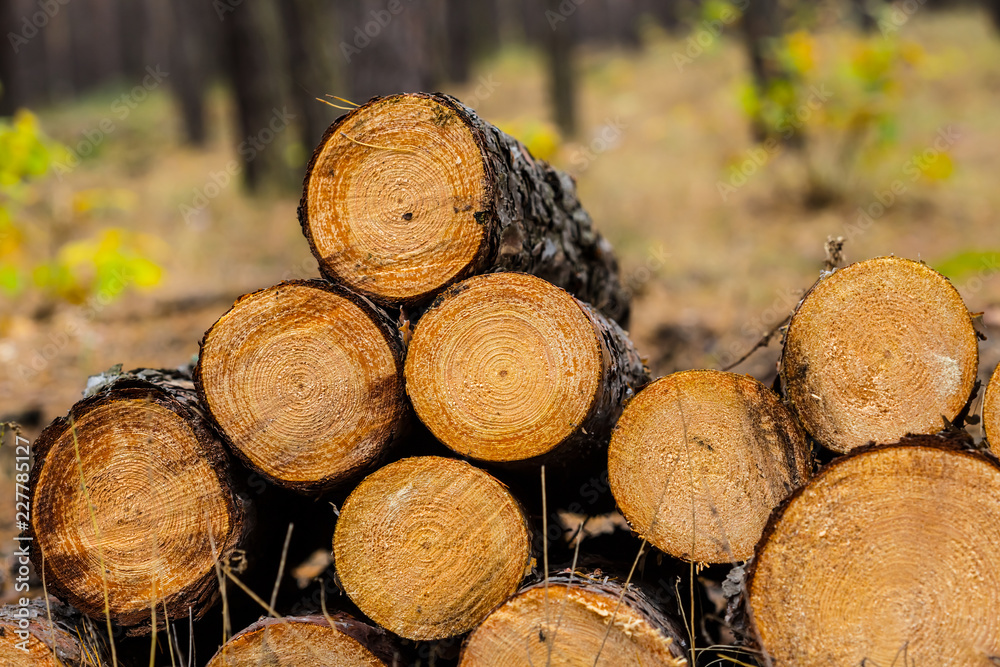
[405,272,604,463]
[781,256,978,452]
[29,387,243,632]
[197,280,407,492]
[748,442,1000,666]
[333,456,531,640]
[302,94,490,304]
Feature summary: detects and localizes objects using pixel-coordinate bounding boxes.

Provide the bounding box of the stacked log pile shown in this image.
[15,93,1000,666]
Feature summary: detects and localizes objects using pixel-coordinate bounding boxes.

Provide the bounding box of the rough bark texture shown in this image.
[195,279,410,494]
[299,92,632,324]
[746,434,1000,666]
[27,367,251,636]
[460,568,689,666]
[206,614,402,666]
[405,272,648,467]
[0,598,109,666]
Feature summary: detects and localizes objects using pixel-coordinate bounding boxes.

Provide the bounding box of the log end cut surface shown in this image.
[405,272,603,462]
[206,616,386,667]
[748,443,1000,666]
[459,582,687,667]
[198,280,407,491]
[30,391,241,630]
[302,93,489,303]
[985,361,1000,446]
[782,256,978,453]
[333,456,531,640]
[608,370,811,563]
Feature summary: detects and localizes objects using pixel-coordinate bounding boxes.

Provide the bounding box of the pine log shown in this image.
[196,279,409,493]
[0,598,108,666]
[747,436,1000,666]
[985,361,1000,446]
[608,370,811,563]
[206,614,400,666]
[781,256,979,453]
[459,569,689,666]
[405,272,648,465]
[298,92,631,323]
[333,456,532,640]
[27,368,251,635]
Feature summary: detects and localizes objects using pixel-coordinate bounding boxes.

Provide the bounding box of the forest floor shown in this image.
[2,8,1000,600]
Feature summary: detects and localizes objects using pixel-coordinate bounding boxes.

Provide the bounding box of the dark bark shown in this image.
[300,92,634,323]
[0,598,110,666]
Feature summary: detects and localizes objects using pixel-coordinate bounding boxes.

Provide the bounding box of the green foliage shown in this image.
[0,110,164,305]
[933,250,1000,283]
[733,7,948,200]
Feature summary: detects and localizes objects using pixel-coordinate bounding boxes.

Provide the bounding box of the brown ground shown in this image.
[2,9,999,601]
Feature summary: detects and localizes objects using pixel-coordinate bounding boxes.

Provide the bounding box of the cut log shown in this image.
[607,370,811,563]
[206,614,400,666]
[0,598,109,666]
[333,456,532,640]
[298,92,631,323]
[459,569,689,666]
[196,279,409,493]
[985,361,1000,446]
[747,436,1000,666]
[781,256,978,453]
[405,272,648,465]
[27,368,250,635]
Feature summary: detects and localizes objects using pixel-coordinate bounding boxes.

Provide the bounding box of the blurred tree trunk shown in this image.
[641,0,682,33]
[471,0,502,58]
[171,0,210,146]
[740,0,795,144]
[444,0,471,83]
[0,1,26,113]
[340,0,434,103]
[545,0,578,138]
[579,0,641,48]
[222,0,291,191]
[278,0,342,150]
[849,0,878,33]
